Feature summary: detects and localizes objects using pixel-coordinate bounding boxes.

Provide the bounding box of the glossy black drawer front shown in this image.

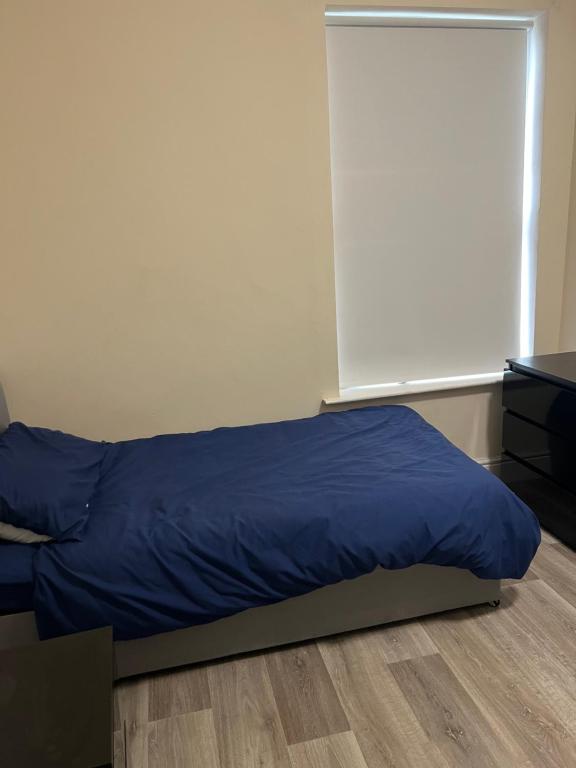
[503,411,576,494]
[503,370,576,441]
[502,469,576,549]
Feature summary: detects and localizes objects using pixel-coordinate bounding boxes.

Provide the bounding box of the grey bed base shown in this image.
[115,565,500,678]
[0,566,500,679]
[0,386,500,678]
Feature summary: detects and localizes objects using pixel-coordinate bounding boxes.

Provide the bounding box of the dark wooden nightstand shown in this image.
[502,351,576,548]
[0,624,113,767]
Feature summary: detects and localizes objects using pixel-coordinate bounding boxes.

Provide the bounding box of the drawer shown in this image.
[503,370,576,441]
[503,411,576,494]
[501,465,576,549]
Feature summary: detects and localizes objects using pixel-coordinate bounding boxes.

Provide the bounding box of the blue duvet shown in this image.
[34,406,540,640]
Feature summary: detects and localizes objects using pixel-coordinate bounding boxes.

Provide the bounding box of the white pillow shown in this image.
[0,520,52,544]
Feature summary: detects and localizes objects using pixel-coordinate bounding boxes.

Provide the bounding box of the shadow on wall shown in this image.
[0,384,9,431]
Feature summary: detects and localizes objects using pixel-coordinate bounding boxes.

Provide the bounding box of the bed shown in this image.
[0,542,37,615]
[0,389,539,679]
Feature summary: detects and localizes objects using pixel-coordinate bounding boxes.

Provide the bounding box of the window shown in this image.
[325,8,544,400]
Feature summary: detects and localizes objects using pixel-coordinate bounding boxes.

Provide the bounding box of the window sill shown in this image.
[322,372,504,405]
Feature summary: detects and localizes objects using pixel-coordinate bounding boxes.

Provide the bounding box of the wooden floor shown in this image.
[114,529,576,767]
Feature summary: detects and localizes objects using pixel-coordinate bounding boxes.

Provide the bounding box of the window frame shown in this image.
[324,7,546,404]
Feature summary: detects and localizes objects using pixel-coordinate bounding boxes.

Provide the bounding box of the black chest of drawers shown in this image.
[503,352,576,548]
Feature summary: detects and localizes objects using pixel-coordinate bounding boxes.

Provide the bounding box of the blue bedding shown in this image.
[0,542,37,614]
[33,406,540,641]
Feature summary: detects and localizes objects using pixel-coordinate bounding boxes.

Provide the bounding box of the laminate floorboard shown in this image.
[265,642,349,745]
[423,596,573,768]
[208,654,291,768]
[360,617,439,663]
[113,729,126,768]
[148,710,220,768]
[148,664,211,721]
[114,536,576,767]
[116,676,149,768]
[389,652,525,768]
[318,629,450,768]
[530,543,576,609]
[288,732,369,768]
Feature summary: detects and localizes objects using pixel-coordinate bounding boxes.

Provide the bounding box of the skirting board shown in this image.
[0,565,500,679]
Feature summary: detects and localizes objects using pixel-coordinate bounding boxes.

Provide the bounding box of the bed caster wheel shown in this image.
[488,599,501,608]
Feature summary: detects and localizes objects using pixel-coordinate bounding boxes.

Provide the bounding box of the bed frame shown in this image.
[0,385,500,679]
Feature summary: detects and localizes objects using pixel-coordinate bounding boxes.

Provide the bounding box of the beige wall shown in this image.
[0,1,339,440]
[1,0,575,462]
[560,121,576,350]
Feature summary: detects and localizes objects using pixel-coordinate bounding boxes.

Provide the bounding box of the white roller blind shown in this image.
[326,24,528,392]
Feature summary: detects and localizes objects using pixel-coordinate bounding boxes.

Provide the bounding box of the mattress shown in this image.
[0,542,37,614]
[33,405,540,641]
